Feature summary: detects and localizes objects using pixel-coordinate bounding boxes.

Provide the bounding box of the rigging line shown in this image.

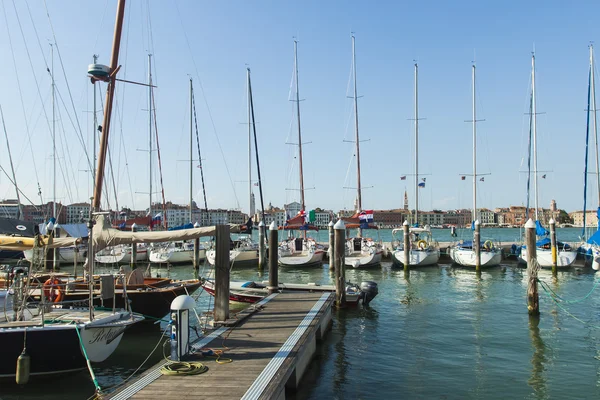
[191,82,208,212]
[54,101,77,203]
[2,0,43,204]
[174,1,240,209]
[151,84,167,229]
[42,0,93,175]
[91,0,110,49]
[0,165,39,207]
[248,70,266,222]
[0,105,23,219]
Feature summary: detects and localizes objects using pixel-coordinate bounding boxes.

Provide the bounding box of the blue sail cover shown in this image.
[471,221,475,231]
[535,220,549,236]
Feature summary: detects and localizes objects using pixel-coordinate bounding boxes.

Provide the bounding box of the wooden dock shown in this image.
[107,292,333,400]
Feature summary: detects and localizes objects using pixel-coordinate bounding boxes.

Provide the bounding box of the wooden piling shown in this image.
[193,222,201,270]
[328,220,335,271]
[474,220,481,272]
[45,224,54,271]
[259,221,266,271]
[334,219,346,308]
[130,223,137,269]
[214,224,230,322]
[549,218,557,276]
[525,218,539,316]
[403,220,410,271]
[268,221,278,294]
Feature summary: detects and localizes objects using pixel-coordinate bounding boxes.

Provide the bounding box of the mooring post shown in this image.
[403,220,410,271]
[328,220,335,271]
[214,224,230,322]
[258,221,266,272]
[130,223,137,269]
[334,219,346,308]
[268,221,278,294]
[45,221,55,271]
[193,222,201,270]
[549,218,557,276]
[525,218,539,315]
[474,220,481,272]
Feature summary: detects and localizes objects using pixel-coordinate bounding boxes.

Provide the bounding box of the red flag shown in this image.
[400,176,406,180]
[461,176,466,180]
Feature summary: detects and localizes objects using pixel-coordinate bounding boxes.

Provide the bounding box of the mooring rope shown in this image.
[537,278,600,304]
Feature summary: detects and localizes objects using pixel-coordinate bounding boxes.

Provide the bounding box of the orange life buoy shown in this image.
[43,278,63,303]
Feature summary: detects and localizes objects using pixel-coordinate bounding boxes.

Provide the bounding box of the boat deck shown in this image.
[107,291,333,400]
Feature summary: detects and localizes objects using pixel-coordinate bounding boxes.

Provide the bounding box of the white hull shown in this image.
[96,245,148,264]
[149,248,206,264]
[449,247,502,267]
[24,244,87,264]
[519,247,577,268]
[345,250,383,268]
[279,249,325,267]
[206,248,259,267]
[392,248,440,266]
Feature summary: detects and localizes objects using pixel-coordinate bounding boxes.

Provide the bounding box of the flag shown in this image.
[400,176,406,180]
[118,222,126,229]
[422,178,426,182]
[418,182,425,188]
[308,209,316,223]
[359,210,374,223]
[253,182,259,186]
[197,165,202,169]
[119,211,127,217]
[461,176,466,180]
[542,174,546,179]
[480,177,485,182]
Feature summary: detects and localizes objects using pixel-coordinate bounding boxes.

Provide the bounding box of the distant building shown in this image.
[314,209,334,228]
[253,207,286,227]
[66,202,90,223]
[284,201,302,219]
[0,199,21,219]
[373,209,407,228]
[479,208,495,225]
[569,210,598,227]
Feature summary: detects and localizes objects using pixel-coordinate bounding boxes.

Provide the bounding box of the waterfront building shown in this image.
[66,202,91,223]
[569,210,598,227]
[0,199,20,219]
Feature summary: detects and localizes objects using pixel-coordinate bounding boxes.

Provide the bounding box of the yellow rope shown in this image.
[160,361,208,376]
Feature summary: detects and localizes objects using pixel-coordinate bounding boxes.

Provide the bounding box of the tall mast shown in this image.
[248,68,252,218]
[472,64,477,224]
[92,0,126,210]
[532,53,539,221]
[352,34,362,213]
[295,40,305,213]
[189,78,193,222]
[591,45,600,213]
[0,106,22,219]
[92,54,98,183]
[414,63,419,225]
[148,54,153,227]
[51,43,56,220]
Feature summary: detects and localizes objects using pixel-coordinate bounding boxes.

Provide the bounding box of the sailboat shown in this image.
[342,35,383,268]
[206,68,260,268]
[0,0,144,381]
[519,53,577,268]
[391,63,440,267]
[449,64,502,267]
[579,45,600,270]
[149,78,206,264]
[278,40,325,267]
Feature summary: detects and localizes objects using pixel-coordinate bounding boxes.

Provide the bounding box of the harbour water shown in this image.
[2,227,600,399]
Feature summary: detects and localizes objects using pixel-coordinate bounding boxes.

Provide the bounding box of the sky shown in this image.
[0,0,599,217]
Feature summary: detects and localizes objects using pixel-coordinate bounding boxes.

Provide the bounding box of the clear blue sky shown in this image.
[0,0,598,216]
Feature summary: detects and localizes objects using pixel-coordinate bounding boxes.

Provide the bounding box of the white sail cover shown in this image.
[91,215,240,253]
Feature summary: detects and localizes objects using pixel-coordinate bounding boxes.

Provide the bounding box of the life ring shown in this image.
[417,240,428,250]
[483,240,493,251]
[42,278,63,303]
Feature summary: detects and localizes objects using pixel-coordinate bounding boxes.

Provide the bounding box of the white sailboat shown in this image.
[278,40,325,267]
[391,63,440,267]
[343,35,383,269]
[519,54,577,268]
[96,242,148,264]
[449,64,502,267]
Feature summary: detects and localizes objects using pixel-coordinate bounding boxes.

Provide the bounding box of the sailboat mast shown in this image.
[472,64,477,224]
[248,68,253,219]
[352,34,362,213]
[414,63,419,225]
[295,40,305,213]
[51,43,56,220]
[148,54,153,228]
[0,106,22,219]
[531,53,539,221]
[92,54,98,183]
[92,0,126,210]
[591,45,600,212]
[189,78,193,222]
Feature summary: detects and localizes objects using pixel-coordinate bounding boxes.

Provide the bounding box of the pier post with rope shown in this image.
[549,218,557,276]
[328,220,335,271]
[214,224,230,322]
[525,219,539,316]
[403,220,410,271]
[130,223,137,269]
[334,219,346,308]
[258,221,266,272]
[474,220,481,272]
[268,222,278,294]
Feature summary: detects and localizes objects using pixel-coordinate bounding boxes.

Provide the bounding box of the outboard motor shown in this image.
[359,281,378,306]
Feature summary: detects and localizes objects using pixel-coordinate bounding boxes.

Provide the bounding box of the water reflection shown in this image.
[528,315,548,399]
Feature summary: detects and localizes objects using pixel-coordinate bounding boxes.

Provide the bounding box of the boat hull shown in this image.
[149,248,206,264]
[519,247,577,268]
[345,250,383,268]
[449,247,502,267]
[391,248,440,266]
[206,249,259,268]
[279,249,325,267]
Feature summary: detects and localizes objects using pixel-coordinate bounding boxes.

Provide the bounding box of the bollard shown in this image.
[268,222,278,294]
[334,219,346,308]
[130,223,138,269]
[258,221,266,271]
[214,224,230,322]
[474,220,481,272]
[193,222,201,270]
[525,218,539,315]
[328,220,335,271]
[403,220,410,270]
[169,295,195,361]
[549,218,557,276]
